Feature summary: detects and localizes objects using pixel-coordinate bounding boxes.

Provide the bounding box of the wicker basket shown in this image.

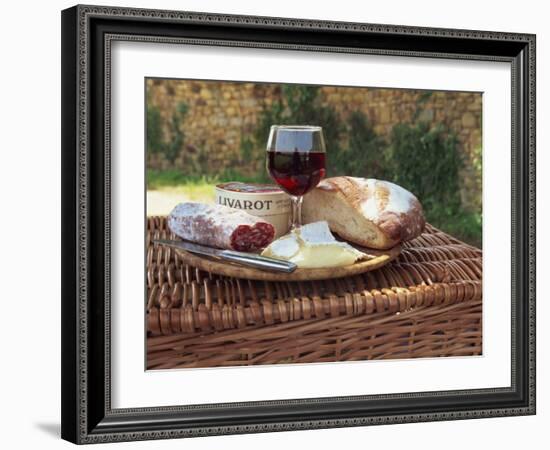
[146,217,482,369]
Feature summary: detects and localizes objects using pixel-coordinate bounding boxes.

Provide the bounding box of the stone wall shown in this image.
[146,78,482,211]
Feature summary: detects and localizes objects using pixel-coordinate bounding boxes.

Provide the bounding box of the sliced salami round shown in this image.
[168,202,276,252]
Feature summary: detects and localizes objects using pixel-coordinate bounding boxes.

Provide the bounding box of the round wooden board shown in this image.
[174,243,402,281]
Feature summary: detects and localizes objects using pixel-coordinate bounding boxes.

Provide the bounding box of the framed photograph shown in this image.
[61,4,536,444]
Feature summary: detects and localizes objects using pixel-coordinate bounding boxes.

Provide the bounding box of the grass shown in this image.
[152,184,216,202]
[429,210,482,248]
[147,170,482,248]
[147,169,269,190]
[146,170,271,212]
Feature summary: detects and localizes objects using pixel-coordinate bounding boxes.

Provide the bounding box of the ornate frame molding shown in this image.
[61,4,536,444]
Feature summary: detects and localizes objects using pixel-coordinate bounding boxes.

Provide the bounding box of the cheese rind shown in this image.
[266,234,300,259]
[261,221,367,268]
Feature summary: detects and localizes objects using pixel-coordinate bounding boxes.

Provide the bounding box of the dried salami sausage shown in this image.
[168,202,275,252]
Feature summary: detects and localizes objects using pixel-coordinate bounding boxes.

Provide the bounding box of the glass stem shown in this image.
[290,195,303,231]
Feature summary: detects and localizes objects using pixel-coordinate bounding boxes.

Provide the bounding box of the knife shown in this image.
[153,239,297,273]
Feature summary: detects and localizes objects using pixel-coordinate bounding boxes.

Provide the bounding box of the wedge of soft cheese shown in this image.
[261,221,368,268]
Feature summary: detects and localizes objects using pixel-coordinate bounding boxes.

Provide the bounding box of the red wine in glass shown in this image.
[267,150,326,196]
[266,125,326,230]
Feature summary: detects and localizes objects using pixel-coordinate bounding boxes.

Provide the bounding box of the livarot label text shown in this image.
[218,197,274,210]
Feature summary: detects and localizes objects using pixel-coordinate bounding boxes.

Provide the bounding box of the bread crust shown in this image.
[302,177,425,249]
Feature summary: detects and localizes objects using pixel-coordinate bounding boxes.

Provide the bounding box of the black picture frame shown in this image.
[61,4,536,444]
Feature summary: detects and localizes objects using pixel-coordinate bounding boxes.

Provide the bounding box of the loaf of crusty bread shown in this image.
[302,177,425,249]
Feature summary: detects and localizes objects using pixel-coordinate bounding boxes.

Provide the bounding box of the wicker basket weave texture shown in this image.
[146,216,482,369]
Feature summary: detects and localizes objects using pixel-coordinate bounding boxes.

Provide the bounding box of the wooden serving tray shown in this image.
[173,243,402,281]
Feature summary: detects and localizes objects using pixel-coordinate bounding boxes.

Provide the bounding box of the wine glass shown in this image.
[266,125,326,231]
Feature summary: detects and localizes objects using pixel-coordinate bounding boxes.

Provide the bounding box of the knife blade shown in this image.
[153,239,297,273]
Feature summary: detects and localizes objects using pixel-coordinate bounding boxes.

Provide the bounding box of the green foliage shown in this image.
[241,85,344,177]
[385,121,481,247]
[238,136,271,181]
[147,169,269,190]
[242,84,386,179]
[146,101,188,163]
[429,205,482,248]
[331,111,387,179]
[413,91,434,121]
[386,122,462,213]
[417,91,433,104]
[146,106,163,154]
[472,144,482,180]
